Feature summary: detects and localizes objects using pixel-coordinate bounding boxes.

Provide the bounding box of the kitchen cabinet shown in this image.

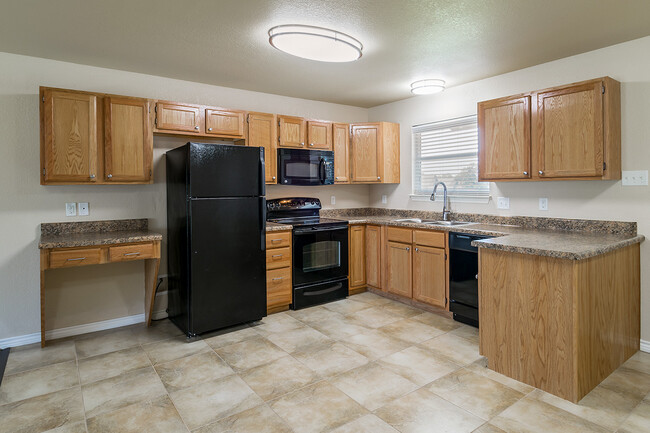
[40,87,153,185]
[477,77,621,181]
[350,122,400,183]
[413,245,446,308]
[386,241,412,298]
[266,231,292,313]
[333,123,350,183]
[365,225,381,289]
[278,115,306,148]
[306,120,332,150]
[348,225,366,294]
[104,96,152,182]
[247,112,277,184]
[206,108,245,138]
[155,102,201,133]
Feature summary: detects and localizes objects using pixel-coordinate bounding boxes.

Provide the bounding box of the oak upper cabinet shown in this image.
[205,108,245,138]
[478,95,531,180]
[41,89,99,183]
[278,115,306,148]
[306,120,332,150]
[248,112,277,184]
[477,77,620,181]
[154,102,201,133]
[104,97,152,182]
[333,123,350,183]
[365,225,381,289]
[350,122,400,183]
[413,245,446,308]
[349,225,366,292]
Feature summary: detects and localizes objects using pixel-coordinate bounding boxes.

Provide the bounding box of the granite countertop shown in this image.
[324,214,644,260]
[266,222,292,232]
[39,219,162,249]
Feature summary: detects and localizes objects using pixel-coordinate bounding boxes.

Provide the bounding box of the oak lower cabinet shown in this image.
[350,122,400,183]
[278,115,306,148]
[365,225,381,289]
[386,241,412,298]
[247,112,277,184]
[477,76,621,182]
[348,225,366,294]
[307,120,332,150]
[413,245,446,308]
[266,231,292,313]
[40,87,153,185]
[333,123,350,183]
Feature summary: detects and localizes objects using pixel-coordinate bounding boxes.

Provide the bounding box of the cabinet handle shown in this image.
[538,170,544,175]
[124,252,141,256]
[271,239,282,243]
[272,277,284,281]
[194,126,199,130]
[523,171,528,175]
[272,254,283,259]
[107,174,113,179]
[475,274,479,280]
[208,127,213,131]
[67,257,86,261]
[89,174,96,179]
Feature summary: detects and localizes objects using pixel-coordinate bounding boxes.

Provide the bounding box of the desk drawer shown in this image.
[267,267,292,308]
[413,230,445,248]
[50,248,102,268]
[109,243,155,262]
[266,231,291,249]
[266,247,291,270]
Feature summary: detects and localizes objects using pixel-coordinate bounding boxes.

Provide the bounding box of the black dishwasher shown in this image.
[449,232,491,328]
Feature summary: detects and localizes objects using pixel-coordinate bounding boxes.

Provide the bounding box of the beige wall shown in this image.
[0,52,368,340]
[368,36,650,341]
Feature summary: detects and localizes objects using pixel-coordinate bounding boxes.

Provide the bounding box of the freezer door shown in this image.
[189,197,266,334]
[189,142,265,198]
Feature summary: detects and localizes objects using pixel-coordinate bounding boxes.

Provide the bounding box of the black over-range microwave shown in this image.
[277,148,334,186]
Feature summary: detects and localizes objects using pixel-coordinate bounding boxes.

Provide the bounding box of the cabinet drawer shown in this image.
[109,243,155,262]
[49,248,102,268]
[266,247,291,269]
[267,267,292,308]
[387,227,413,243]
[413,230,446,248]
[266,231,291,249]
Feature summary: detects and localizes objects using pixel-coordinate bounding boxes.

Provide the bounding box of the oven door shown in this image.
[278,148,334,186]
[292,225,348,286]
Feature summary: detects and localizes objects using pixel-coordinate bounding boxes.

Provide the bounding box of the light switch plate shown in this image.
[381,194,387,204]
[539,198,548,211]
[622,170,648,186]
[65,202,76,217]
[497,197,510,209]
[330,195,336,205]
[78,202,89,216]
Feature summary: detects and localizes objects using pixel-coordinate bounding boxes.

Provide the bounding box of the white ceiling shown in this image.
[2,0,650,108]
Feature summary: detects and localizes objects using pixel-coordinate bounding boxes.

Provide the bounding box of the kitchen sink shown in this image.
[394,218,422,223]
[422,220,473,226]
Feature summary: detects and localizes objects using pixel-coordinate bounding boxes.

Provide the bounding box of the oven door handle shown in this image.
[318,157,326,184]
[303,282,343,296]
[293,225,348,234]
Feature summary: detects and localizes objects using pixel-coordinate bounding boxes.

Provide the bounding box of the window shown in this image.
[412,115,489,202]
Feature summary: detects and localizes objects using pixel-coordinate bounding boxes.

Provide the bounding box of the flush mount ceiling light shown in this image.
[268,24,363,62]
[411,79,446,95]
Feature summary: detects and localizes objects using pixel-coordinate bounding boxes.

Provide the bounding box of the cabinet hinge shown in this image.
[154,117,157,126]
[42,96,45,103]
[42,168,45,175]
[149,169,152,176]
[246,114,250,123]
[444,253,448,260]
[602,85,605,94]
[154,105,157,113]
[603,162,607,171]
[445,297,448,306]
[278,136,281,143]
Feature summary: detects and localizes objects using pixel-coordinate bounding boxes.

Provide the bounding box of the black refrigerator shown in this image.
[166,142,266,337]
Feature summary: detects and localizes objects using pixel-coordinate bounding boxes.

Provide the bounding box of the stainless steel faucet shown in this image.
[431,181,450,221]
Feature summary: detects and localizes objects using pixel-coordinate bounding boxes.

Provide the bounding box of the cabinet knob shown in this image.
[301,142,305,146]
[208,127,212,131]
[523,171,528,175]
[194,126,199,130]
[272,176,276,180]
[377,176,381,180]
[538,170,544,175]
[89,174,96,179]
[107,174,112,179]
[310,143,314,146]
[335,177,339,180]
[415,247,419,252]
[406,247,410,251]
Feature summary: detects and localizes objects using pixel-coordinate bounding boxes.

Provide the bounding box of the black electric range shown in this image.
[267,198,349,309]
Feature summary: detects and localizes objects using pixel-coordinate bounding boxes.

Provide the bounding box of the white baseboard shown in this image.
[641,339,650,353]
[0,314,145,348]
[151,310,168,320]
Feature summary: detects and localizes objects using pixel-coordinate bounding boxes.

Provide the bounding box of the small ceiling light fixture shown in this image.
[411,79,446,95]
[268,24,363,62]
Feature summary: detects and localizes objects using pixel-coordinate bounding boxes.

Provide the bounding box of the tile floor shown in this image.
[1,292,650,433]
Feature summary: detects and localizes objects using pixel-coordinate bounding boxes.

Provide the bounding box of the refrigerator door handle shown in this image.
[259,148,266,196]
[260,197,266,251]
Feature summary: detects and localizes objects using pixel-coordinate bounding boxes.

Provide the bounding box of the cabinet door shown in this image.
[278,115,306,148]
[104,97,152,182]
[42,89,98,183]
[349,225,366,289]
[155,102,201,133]
[536,82,604,178]
[307,121,332,150]
[206,109,245,138]
[333,123,350,183]
[248,112,277,184]
[386,241,412,298]
[478,95,531,180]
[413,245,446,308]
[351,124,381,183]
[366,225,381,289]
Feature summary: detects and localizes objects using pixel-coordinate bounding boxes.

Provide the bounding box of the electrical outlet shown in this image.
[330,195,336,205]
[78,202,89,216]
[497,197,510,209]
[539,198,548,211]
[65,202,76,216]
[622,170,648,186]
[381,194,387,204]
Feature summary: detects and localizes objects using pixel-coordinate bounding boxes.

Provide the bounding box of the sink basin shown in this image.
[422,220,473,226]
[394,218,422,223]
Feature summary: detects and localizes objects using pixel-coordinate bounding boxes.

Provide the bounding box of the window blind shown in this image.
[412,115,489,201]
